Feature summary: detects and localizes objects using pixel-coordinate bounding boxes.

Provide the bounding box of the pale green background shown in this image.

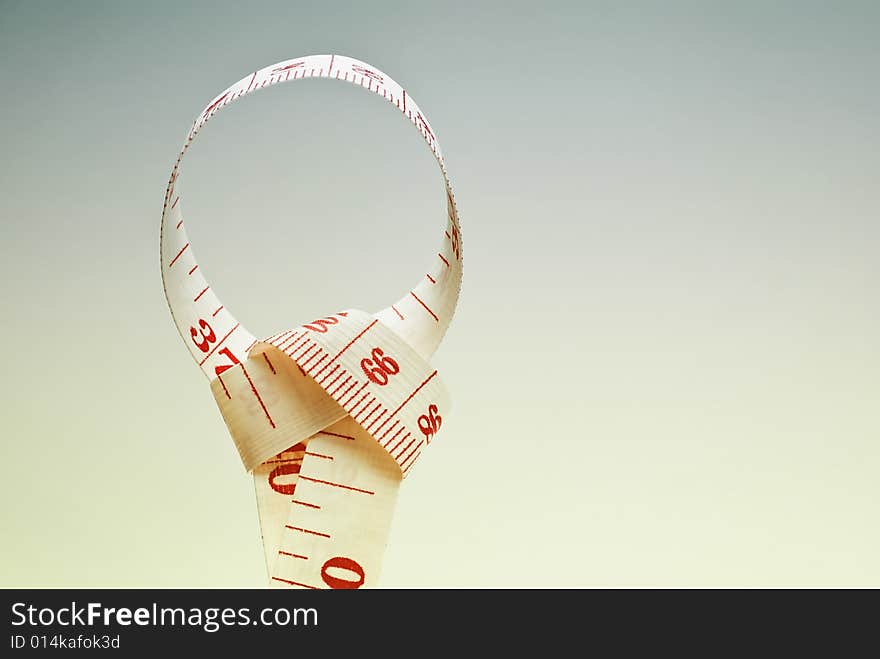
[1,1,877,587]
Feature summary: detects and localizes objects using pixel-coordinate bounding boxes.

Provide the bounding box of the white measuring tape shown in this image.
[160,55,462,589]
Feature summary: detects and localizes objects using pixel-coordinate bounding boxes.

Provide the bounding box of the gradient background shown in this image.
[1,1,877,587]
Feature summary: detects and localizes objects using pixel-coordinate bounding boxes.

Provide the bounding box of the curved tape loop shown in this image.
[160,54,462,376]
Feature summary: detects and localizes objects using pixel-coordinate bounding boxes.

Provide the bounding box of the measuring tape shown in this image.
[159,54,462,589]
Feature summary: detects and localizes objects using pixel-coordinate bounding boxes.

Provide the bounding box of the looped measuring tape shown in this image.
[160,54,462,589]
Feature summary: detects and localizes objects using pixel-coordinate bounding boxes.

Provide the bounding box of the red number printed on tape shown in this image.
[321,556,366,589]
[360,347,400,386]
[268,444,306,495]
[303,317,338,333]
[417,404,442,443]
[303,312,348,333]
[214,347,240,376]
[190,319,216,352]
[268,462,302,495]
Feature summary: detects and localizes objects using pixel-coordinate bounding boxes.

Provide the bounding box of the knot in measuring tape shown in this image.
[159,55,462,589]
[211,309,450,475]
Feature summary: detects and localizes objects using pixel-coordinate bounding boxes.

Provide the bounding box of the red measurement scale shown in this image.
[159,55,462,588]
